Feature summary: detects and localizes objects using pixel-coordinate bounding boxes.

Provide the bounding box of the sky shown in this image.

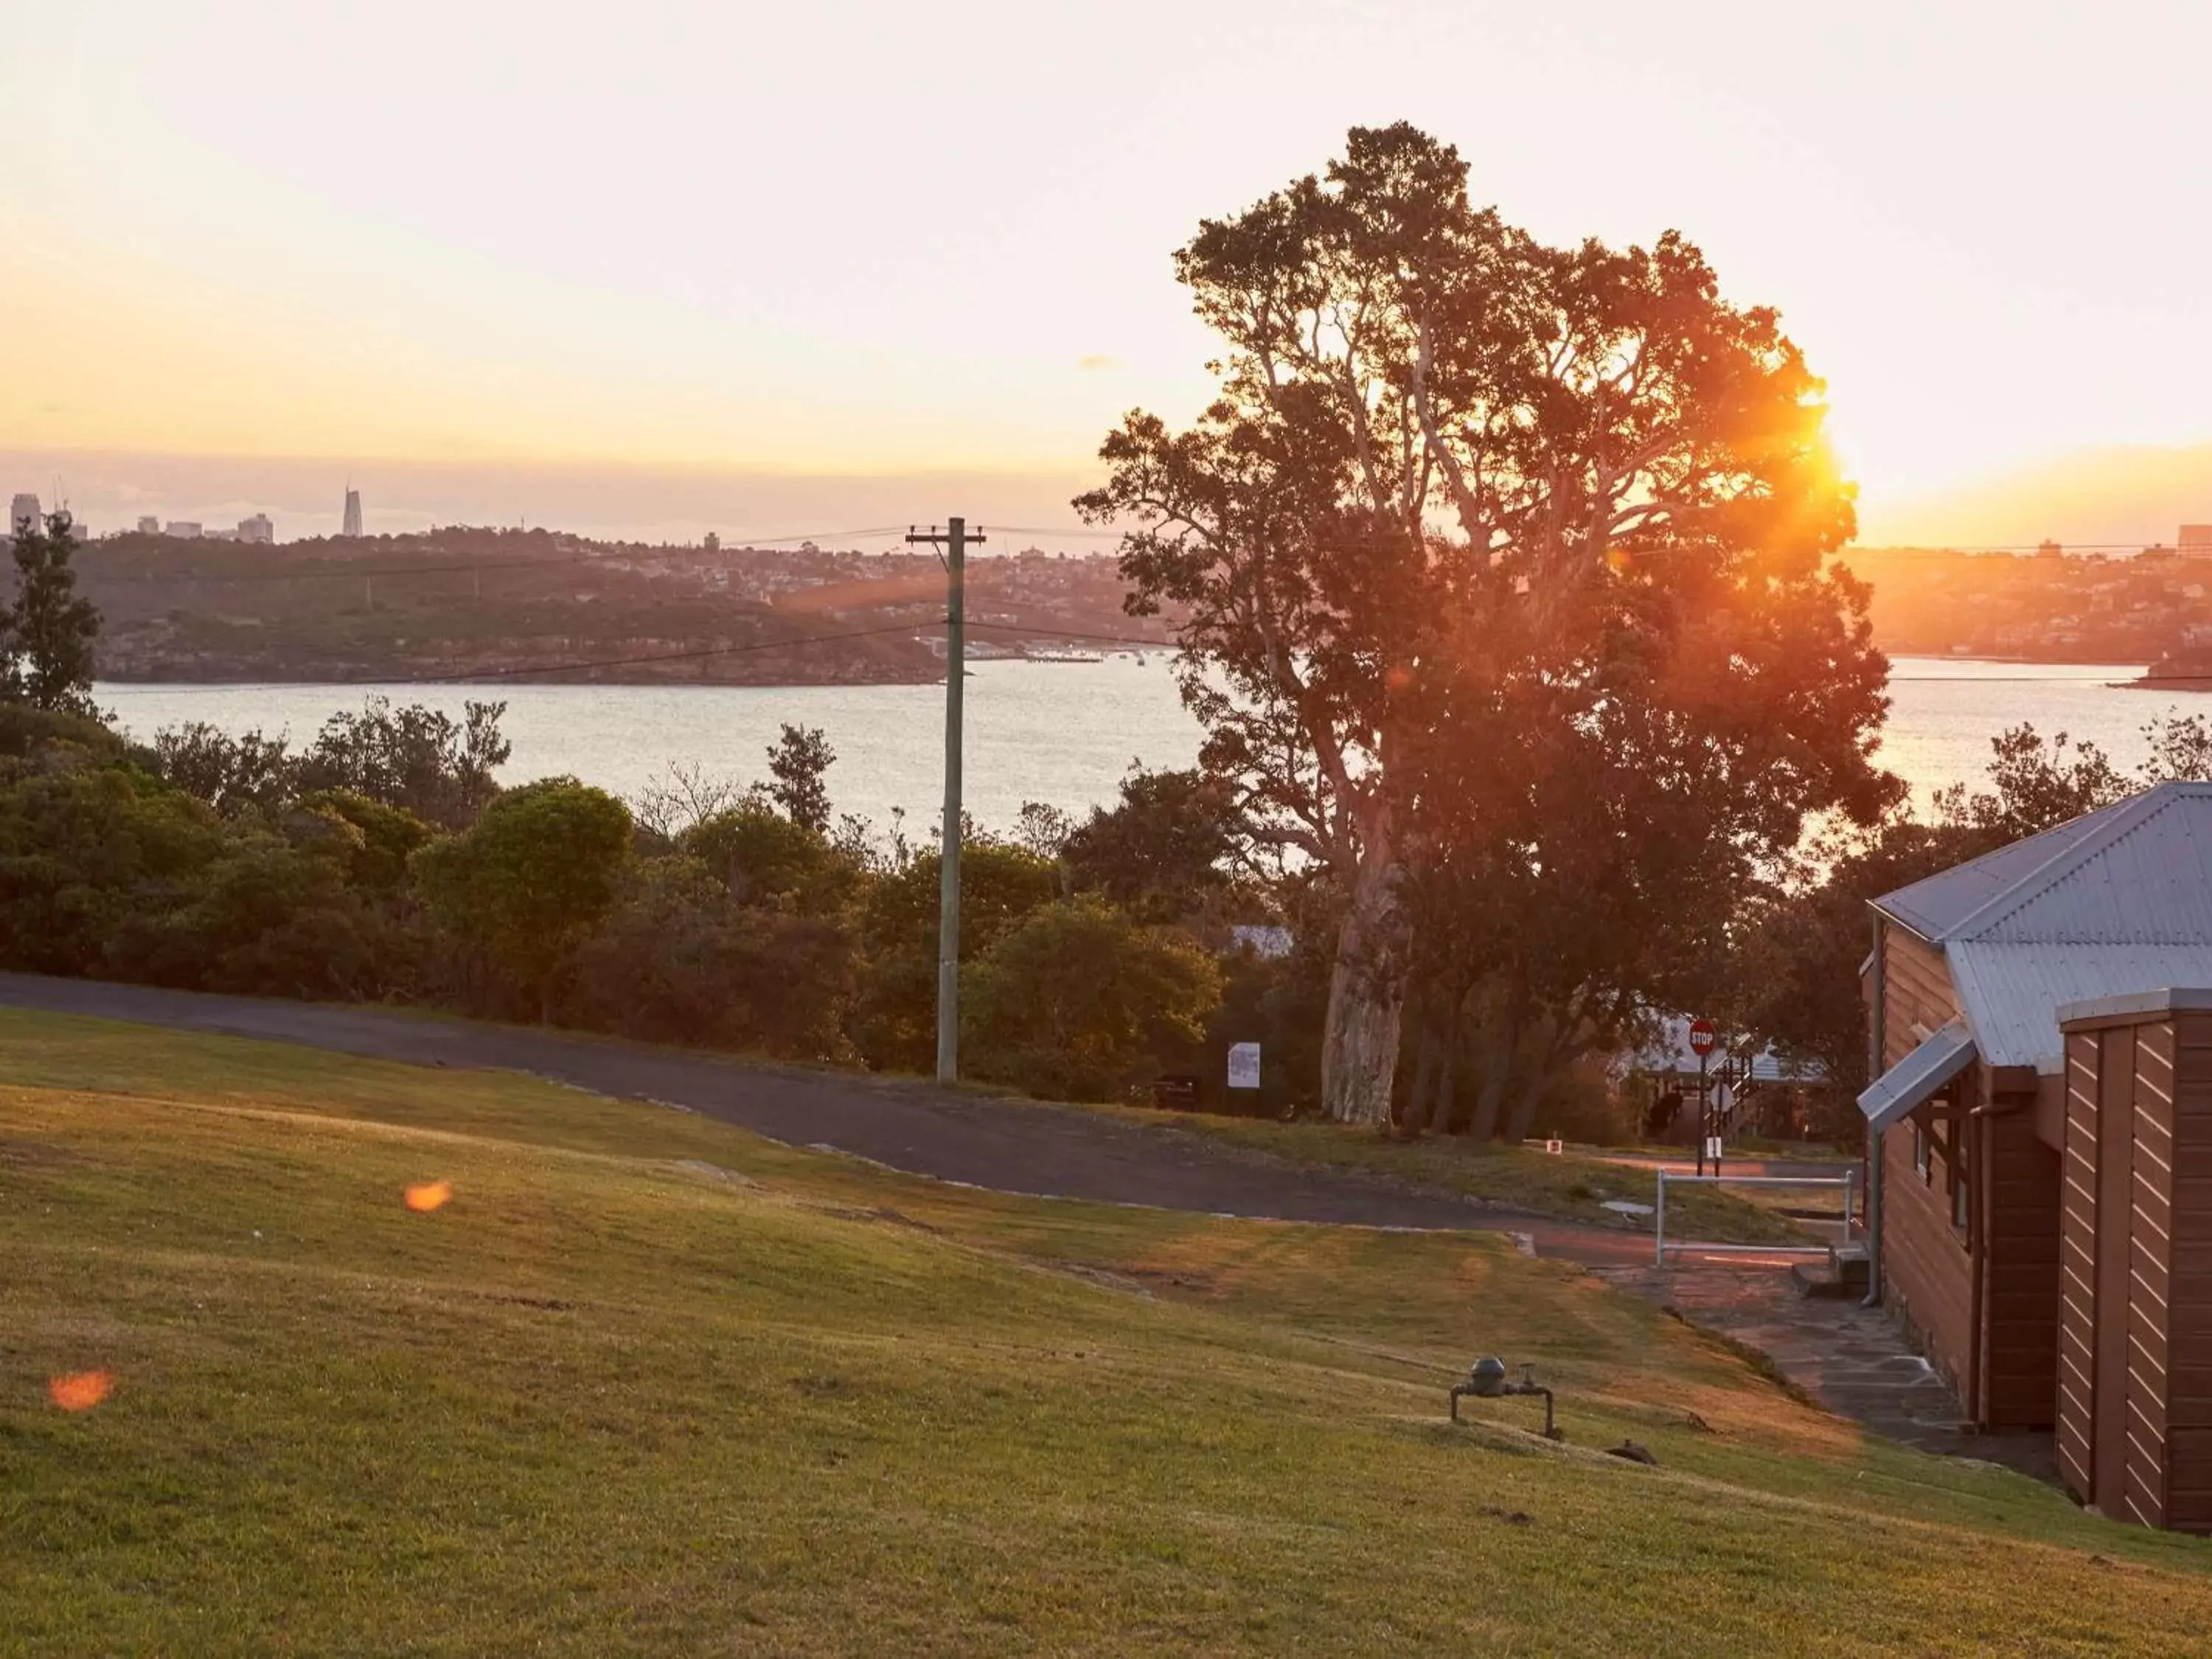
[3,1,2211,546]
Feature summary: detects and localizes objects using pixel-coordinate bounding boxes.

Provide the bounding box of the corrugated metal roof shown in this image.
[1871,782,2212,1071]
[1950,942,2212,1068]
[1876,811,2115,941]
[1858,1019,1975,1131]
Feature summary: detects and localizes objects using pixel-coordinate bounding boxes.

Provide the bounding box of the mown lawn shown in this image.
[2,1009,2207,1655]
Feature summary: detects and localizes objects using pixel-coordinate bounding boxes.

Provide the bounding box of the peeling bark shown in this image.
[1321,859,1404,1124]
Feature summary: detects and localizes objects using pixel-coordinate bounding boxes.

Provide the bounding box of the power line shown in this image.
[982,524,1126,539]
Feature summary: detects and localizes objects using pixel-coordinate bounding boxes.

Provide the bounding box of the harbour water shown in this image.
[97,656,2192,835]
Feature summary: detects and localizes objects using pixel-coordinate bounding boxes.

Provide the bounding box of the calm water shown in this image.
[97,656,2196,834]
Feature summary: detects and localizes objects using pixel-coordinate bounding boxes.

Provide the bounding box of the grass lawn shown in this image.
[4,1009,2208,1655]
[1062,1104,1817,1245]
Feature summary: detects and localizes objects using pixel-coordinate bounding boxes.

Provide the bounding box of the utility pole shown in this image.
[906,518,984,1083]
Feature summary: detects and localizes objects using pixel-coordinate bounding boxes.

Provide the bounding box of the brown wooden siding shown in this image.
[2057,1030,2099,1501]
[1874,923,1975,1397]
[2124,1021,2174,1527]
[1980,1105,2059,1428]
[1882,1093,1974,1396]
[2166,1012,2212,1532]
[1882,928,1961,1070]
[2055,1011,2212,1531]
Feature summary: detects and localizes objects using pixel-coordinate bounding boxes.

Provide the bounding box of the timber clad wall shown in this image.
[1882,1110,1971,1396]
[1882,930,1961,1070]
[1877,925,1975,1397]
[2168,1012,2212,1531]
[2056,1012,2212,1531]
[2057,1031,2100,1500]
[1981,1109,2059,1429]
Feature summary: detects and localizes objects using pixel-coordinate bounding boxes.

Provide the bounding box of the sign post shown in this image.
[1688,1018,1717,1177]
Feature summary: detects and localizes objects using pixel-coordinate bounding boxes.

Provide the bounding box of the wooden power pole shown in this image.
[905,518,984,1083]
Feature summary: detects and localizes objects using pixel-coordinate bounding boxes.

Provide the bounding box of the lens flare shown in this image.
[404,1180,453,1213]
[49,1371,114,1411]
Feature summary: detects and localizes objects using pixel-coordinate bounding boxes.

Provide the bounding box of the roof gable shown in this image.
[1872,782,2212,1071]
[1953,785,2212,945]
[1875,799,2127,942]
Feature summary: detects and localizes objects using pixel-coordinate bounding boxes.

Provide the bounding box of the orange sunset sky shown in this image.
[4,1,2211,545]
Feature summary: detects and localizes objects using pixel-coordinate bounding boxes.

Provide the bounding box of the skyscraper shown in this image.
[342,487,364,538]
[10,493,40,534]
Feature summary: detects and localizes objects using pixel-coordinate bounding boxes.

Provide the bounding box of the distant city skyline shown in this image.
[7,445,2209,554]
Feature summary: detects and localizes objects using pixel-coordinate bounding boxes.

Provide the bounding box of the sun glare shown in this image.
[49,1370,114,1412]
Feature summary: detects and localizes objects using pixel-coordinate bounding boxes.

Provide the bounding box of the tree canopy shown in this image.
[1081,122,1891,1124]
[1,509,101,716]
[412,776,632,1021]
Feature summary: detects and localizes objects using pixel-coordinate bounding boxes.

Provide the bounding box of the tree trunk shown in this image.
[1431,1017,1459,1133]
[1321,860,1403,1124]
[1402,1022,1439,1139]
[1470,998,1523,1141]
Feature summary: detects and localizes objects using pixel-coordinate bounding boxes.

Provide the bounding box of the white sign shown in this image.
[1705,1135,1725,1161]
[1226,1042,1262,1091]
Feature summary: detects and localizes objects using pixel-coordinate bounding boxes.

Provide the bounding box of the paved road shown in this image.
[0,973,1655,1262]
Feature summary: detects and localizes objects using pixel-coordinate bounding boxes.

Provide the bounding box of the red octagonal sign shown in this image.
[1687,1018,1717,1057]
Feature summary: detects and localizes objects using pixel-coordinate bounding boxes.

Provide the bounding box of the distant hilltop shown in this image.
[1839,532,2212,667]
[74,524,1175,687]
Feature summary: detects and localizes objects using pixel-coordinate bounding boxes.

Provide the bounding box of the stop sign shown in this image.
[1687,1018,1717,1057]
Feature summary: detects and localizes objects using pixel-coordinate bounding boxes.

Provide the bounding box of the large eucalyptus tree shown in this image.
[1081,124,1889,1123]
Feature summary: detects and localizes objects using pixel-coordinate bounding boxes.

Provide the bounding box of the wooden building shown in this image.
[1858,782,2212,1527]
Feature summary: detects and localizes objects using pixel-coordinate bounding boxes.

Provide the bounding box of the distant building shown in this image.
[166,521,204,540]
[238,512,274,544]
[342,487,364,538]
[10,493,40,534]
[2181,524,2212,556]
[2037,539,2062,559]
[136,515,161,535]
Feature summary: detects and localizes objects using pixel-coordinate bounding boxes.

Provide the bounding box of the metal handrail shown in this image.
[1654,1169,1859,1265]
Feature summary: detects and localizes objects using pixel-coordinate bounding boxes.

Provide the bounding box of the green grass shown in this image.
[1060,1104,1816,1245]
[3,1009,2208,1655]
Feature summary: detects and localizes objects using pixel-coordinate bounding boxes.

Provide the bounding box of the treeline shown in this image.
[0,683,1328,1107]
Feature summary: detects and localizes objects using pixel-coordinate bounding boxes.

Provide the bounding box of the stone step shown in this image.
[1791,1260,1852,1298]
[1829,1242,1870,1292]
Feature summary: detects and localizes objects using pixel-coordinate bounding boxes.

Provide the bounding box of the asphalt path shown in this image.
[0,973,1655,1261]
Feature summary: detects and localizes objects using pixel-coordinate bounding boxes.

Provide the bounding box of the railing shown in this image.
[1654,1169,1859,1265]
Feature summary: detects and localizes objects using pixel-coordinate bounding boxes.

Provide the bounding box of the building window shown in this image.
[1951,1133,1970,1231]
[1913,1116,1930,1181]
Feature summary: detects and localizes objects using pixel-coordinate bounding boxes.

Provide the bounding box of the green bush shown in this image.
[852,842,1061,1071]
[962,895,1222,1102]
[571,856,858,1061]
[413,777,632,1022]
